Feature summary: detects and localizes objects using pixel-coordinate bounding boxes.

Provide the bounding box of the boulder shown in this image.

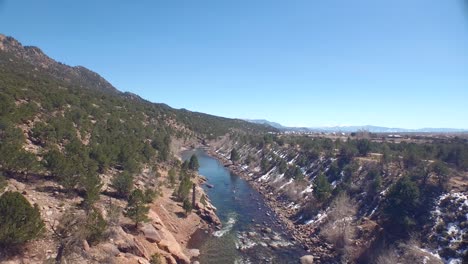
[195,201,205,210]
[271,234,281,241]
[269,243,280,250]
[82,239,90,251]
[300,255,314,264]
[98,243,120,256]
[187,248,200,258]
[140,223,163,243]
[133,237,151,259]
[147,209,165,228]
[198,208,222,226]
[164,255,177,264]
[158,239,190,264]
[248,232,257,237]
[112,227,149,258]
[114,254,150,264]
[10,180,25,192]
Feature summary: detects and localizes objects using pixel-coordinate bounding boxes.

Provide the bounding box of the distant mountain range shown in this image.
[246,119,468,133]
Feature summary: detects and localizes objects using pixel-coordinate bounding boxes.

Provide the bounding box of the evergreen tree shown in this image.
[181,160,190,171]
[0,191,45,248]
[111,172,134,198]
[431,161,449,190]
[188,154,199,171]
[124,189,149,227]
[84,209,107,245]
[81,172,103,210]
[403,148,421,169]
[278,159,287,174]
[182,198,193,216]
[286,165,304,180]
[338,145,357,168]
[143,188,158,204]
[326,162,341,182]
[176,173,192,201]
[314,173,332,202]
[356,139,371,156]
[381,144,392,165]
[230,148,240,162]
[384,176,420,234]
[369,172,382,196]
[167,168,177,187]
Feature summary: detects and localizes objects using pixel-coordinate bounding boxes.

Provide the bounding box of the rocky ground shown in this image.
[0,166,221,264]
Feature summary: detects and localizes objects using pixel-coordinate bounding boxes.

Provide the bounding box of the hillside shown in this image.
[0,34,274,264]
[208,133,468,263]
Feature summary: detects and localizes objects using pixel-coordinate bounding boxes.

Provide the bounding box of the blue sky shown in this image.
[0,0,467,128]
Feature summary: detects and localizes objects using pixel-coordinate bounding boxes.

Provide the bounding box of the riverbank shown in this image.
[204,147,336,262]
[181,148,309,263]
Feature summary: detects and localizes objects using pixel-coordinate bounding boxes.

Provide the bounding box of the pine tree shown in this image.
[313,173,332,202]
[384,176,420,234]
[230,148,240,162]
[111,171,134,198]
[182,198,193,216]
[0,191,45,248]
[81,172,103,210]
[188,154,199,171]
[124,189,149,227]
[176,174,193,201]
[85,209,107,245]
[356,139,371,156]
[168,168,177,187]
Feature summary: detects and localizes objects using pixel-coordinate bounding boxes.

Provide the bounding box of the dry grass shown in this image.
[375,248,399,264]
[320,193,357,262]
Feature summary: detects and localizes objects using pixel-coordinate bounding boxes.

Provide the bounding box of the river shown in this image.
[183,149,306,264]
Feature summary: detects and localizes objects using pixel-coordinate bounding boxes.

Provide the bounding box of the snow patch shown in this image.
[301,184,313,194]
[279,179,293,189]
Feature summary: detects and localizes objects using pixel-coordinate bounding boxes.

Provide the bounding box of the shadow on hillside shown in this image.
[35,185,66,194]
[2,170,54,184]
[102,189,126,200]
[175,212,187,218]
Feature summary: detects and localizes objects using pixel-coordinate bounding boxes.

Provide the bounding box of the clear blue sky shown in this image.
[1,0,467,129]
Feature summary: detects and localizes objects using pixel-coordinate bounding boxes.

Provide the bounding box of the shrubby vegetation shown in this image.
[321,193,357,262]
[230,148,240,162]
[111,172,134,198]
[313,173,332,202]
[0,46,272,201]
[188,154,200,171]
[176,170,193,201]
[0,191,44,248]
[230,131,468,262]
[124,189,150,227]
[383,176,421,236]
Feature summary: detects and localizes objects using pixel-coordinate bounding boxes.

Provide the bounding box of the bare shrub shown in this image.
[375,248,399,264]
[320,193,357,262]
[106,198,122,226]
[375,240,443,264]
[400,239,443,264]
[282,180,309,202]
[51,209,108,263]
[51,210,88,263]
